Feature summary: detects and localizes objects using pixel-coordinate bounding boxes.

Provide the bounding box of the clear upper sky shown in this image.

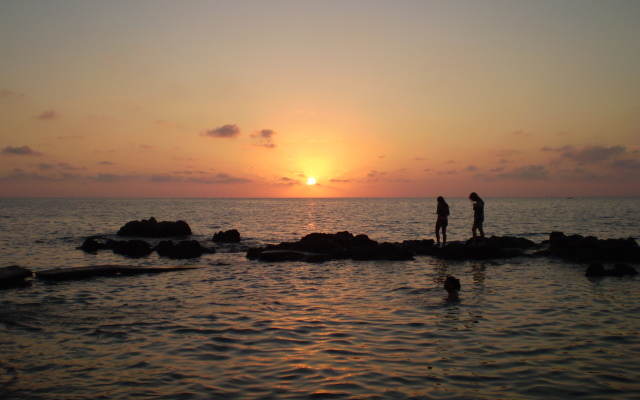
[1,0,639,197]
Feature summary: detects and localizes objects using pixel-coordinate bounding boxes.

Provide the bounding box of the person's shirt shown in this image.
[437,202,450,217]
[473,200,484,220]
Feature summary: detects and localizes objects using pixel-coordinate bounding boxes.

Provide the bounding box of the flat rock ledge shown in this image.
[35,265,198,281]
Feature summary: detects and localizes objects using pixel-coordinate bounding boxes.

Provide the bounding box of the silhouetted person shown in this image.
[469,192,484,242]
[435,196,450,246]
[444,276,461,301]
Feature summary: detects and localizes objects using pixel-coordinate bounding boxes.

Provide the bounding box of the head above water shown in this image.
[444,276,461,292]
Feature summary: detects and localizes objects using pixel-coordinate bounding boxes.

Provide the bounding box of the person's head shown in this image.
[469,192,480,201]
[444,276,461,292]
[437,196,445,204]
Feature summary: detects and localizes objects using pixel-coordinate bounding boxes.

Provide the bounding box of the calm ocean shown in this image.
[1,197,639,399]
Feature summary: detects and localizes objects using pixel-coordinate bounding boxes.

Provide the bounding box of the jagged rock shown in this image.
[212,229,241,243]
[156,240,216,259]
[485,236,536,249]
[117,217,192,238]
[107,239,153,258]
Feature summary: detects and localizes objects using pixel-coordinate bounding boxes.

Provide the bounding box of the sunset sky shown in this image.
[1,0,639,198]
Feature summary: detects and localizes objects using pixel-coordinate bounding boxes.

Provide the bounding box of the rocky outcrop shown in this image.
[117,217,192,238]
[537,231,640,263]
[585,263,638,278]
[156,240,216,259]
[247,231,414,262]
[213,229,241,243]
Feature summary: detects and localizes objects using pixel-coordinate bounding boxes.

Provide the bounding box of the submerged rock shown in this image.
[585,263,638,278]
[107,239,153,258]
[156,240,216,259]
[35,265,198,281]
[117,217,192,238]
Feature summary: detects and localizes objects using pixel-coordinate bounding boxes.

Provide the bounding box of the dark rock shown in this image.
[117,217,192,238]
[107,239,153,258]
[213,229,241,243]
[585,263,638,278]
[608,264,638,277]
[0,265,33,288]
[246,231,413,262]
[36,265,198,281]
[585,263,607,277]
[401,239,436,255]
[485,236,536,249]
[155,240,216,259]
[77,237,109,253]
[437,242,510,260]
[542,232,640,263]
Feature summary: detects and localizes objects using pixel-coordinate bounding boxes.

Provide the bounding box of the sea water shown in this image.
[1,197,639,399]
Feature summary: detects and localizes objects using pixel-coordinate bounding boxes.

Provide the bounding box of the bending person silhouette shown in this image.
[435,196,450,246]
[469,192,485,242]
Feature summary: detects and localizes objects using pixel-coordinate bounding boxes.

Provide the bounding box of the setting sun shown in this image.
[306,177,317,185]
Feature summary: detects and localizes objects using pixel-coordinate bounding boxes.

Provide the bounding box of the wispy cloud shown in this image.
[1,145,44,156]
[251,129,277,148]
[201,124,241,138]
[499,165,549,180]
[36,110,60,121]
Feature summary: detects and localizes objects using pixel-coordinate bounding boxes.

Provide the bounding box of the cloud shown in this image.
[251,129,277,148]
[543,145,626,164]
[98,161,116,165]
[201,124,240,138]
[499,165,549,180]
[1,145,44,156]
[541,145,574,152]
[139,144,156,150]
[466,165,478,171]
[1,89,26,99]
[36,110,60,121]
[509,130,533,137]
[149,172,251,184]
[612,158,640,169]
[38,162,85,171]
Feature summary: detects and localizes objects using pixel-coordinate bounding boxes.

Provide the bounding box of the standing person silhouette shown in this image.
[435,196,450,246]
[469,192,484,242]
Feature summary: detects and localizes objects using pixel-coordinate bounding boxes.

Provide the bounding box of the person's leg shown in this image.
[435,223,441,245]
[442,225,447,245]
[478,223,484,238]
